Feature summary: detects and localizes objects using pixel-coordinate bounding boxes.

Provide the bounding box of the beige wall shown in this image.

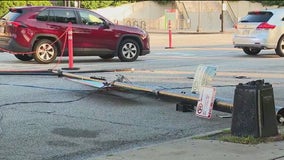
[93,1,279,32]
[94,1,172,24]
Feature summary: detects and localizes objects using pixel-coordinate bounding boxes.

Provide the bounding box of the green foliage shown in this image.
[52,1,64,6]
[153,0,175,5]
[0,1,52,17]
[251,0,284,7]
[80,0,129,9]
[220,135,265,144]
[25,1,52,6]
[0,0,131,16]
[112,1,130,7]
[195,128,284,145]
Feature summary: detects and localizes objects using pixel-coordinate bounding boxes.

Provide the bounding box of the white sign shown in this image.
[196,87,216,119]
[191,65,217,94]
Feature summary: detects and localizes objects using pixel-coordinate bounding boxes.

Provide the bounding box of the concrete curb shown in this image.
[86,126,284,160]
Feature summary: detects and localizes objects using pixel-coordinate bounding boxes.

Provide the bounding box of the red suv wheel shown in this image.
[118,39,140,62]
[33,39,58,64]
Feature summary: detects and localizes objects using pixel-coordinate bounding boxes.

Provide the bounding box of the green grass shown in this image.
[194,129,284,145]
[220,135,265,144]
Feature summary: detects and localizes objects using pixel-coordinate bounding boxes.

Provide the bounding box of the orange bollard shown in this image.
[165,20,173,49]
[67,22,74,69]
[62,22,79,70]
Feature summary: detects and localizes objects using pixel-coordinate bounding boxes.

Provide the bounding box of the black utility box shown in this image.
[231,80,278,137]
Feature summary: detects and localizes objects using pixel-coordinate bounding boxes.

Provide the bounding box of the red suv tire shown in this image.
[118,39,140,62]
[33,39,58,64]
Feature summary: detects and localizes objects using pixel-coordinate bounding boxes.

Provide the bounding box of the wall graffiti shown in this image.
[123,19,147,30]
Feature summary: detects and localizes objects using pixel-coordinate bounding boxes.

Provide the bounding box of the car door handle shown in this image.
[47,24,61,30]
[50,26,60,30]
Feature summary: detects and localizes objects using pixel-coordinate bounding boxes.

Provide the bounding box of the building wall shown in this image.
[94,1,173,30]
[94,1,278,33]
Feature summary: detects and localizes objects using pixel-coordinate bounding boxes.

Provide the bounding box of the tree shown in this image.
[80,0,129,9]
[251,0,284,7]
[0,1,52,17]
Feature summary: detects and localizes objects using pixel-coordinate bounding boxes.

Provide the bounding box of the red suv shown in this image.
[0,6,150,64]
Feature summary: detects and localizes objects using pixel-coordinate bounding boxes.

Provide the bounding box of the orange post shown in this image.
[165,20,173,49]
[169,20,172,48]
[68,22,74,69]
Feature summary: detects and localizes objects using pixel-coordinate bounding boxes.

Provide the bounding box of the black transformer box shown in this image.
[231,80,278,137]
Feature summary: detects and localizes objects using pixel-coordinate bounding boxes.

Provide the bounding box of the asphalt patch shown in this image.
[52,128,99,138]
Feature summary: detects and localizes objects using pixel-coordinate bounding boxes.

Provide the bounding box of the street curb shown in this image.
[189,128,230,139]
[147,30,234,35]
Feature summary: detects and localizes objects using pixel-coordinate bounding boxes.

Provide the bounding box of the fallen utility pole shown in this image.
[54,70,284,124]
[0,68,135,75]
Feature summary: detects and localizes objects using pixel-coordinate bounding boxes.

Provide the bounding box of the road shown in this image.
[0,33,284,160]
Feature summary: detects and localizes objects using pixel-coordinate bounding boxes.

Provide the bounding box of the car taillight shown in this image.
[7,21,27,28]
[257,22,276,29]
[233,24,238,29]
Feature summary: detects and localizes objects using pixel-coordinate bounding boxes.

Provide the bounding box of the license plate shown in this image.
[242,29,250,35]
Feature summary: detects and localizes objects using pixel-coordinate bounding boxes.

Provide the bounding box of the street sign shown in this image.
[165,9,176,21]
[191,65,217,94]
[196,87,216,119]
[165,9,176,29]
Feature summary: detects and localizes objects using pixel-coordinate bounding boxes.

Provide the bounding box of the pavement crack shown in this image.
[271,155,284,160]
[3,107,182,131]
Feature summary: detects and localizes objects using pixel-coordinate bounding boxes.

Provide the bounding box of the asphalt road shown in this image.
[1,32,284,160]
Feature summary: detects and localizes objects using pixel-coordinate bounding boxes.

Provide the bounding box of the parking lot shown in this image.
[1,32,284,160]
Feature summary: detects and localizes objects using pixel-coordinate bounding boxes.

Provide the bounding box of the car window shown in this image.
[77,10,103,25]
[240,11,273,23]
[36,10,49,21]
[49,9,77,24]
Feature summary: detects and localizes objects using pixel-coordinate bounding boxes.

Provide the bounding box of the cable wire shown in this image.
[0,93,91,108]
[0,82,94,92]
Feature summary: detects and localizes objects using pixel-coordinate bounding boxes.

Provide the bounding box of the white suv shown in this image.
[233,8,284,56]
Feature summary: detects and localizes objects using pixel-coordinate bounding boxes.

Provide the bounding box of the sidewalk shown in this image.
[87,128,284,160]
[147,29,234,34]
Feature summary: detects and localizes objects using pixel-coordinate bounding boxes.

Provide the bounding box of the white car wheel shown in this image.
[275,36,284,57]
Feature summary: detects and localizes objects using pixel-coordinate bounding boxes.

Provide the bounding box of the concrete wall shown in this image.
[94,1,173,30]
[176,1,223,32]
[93,1,279,33]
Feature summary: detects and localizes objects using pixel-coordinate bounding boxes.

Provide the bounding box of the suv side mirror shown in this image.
[100,18,110,29]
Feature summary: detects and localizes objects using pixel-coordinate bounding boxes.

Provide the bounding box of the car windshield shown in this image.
[240,11,273,23]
